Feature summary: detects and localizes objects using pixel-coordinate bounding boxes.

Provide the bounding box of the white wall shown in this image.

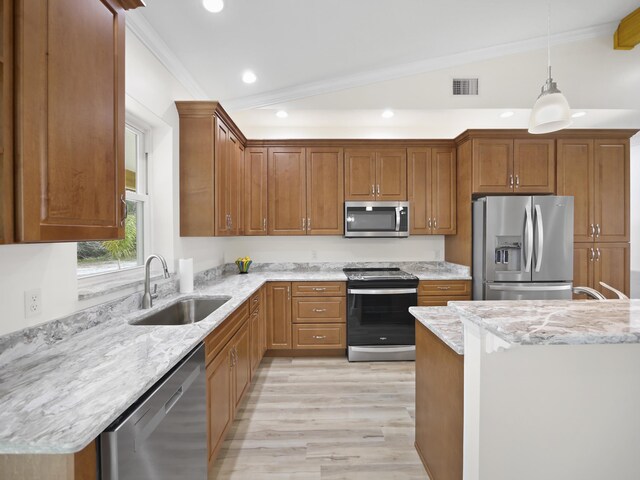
[630,136,639,298]
[224,236,444,263]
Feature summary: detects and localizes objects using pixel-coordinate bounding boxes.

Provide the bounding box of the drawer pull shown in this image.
[312,287,327,291]
[312,335,327,340]
[312,308,327,313]
[437,286,451,290]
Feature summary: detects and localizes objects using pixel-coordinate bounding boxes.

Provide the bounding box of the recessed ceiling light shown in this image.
[381,109,394,118]
[242,70,257,84]
[276,110,288,118]
[500,111,515,118]
[571,111,587,118]
[202,0,224,13]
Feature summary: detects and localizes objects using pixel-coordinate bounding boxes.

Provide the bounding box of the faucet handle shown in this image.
[151,284,159,300]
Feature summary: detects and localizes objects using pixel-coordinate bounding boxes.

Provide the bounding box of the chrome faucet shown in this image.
[142,254,170,309]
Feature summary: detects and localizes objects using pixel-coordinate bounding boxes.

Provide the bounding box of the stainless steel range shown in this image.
[344,268,419,362]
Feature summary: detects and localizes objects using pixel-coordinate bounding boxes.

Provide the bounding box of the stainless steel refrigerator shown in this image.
[473,196,574,300]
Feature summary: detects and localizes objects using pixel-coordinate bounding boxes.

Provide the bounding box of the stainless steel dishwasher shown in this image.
[100,343,206,479]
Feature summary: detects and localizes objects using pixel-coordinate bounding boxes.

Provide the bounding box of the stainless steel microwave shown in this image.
[344,201,409,238]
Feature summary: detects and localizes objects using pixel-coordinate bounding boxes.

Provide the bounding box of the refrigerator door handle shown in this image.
[534,204,544,272]
[524,204,533,272]
[487,284,572,292]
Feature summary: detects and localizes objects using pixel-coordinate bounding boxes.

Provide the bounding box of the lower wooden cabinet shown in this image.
[266,282,292,349]
[232,322,251,408]
[417,280,471,306]
[292,296,345,323]
[206,341,233,466]
[292,324,346,349]
[573,243,630,299]
[249,287,267,378]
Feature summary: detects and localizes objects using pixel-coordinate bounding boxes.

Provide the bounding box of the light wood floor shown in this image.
[212,357,427,479]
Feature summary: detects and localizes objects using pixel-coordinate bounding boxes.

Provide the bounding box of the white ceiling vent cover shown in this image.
[452,78,479,96]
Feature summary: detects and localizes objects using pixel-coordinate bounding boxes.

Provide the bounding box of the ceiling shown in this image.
[132,0,640,134]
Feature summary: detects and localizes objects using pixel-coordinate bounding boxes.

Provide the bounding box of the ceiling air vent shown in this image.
[452,78,479,96]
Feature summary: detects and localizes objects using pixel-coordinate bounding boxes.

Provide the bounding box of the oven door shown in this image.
[344,202,409,237]
[347,288,417,346]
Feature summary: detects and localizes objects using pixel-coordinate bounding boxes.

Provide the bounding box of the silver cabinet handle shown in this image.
[596,248,601,261]
[371,184,375,195]
[524,204,533,272]
[287,286,291,300]
[427,218,432,229]
[595,224,600,238]
[590,248,595,262]
[229,214,232,229]
[437,286,451,290]
[120,194,127,227]
[515,175,520,188]
[312,308,327,313]
[302,218,306,230]
[590,224,595,238]
[377,184,380,195]
[312,335,327,340]
[312,287,326,291]
[534,204,544,273]
[307,218,311,231]
[433,219,437,229]
[263,218,267,231]
[509,174,514,188]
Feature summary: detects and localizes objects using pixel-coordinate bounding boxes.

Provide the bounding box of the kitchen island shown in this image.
[411,300,640,480]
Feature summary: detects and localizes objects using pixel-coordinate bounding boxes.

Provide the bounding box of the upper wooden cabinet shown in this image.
[345,148,407,200]
[408,147,456,235]
[472,138,554,194]
[244,148,268,236]
[267,146,344,236]
[176,101,247,237]
[0,0,13,244]
[557,138,629,243]
[11,0,141,242]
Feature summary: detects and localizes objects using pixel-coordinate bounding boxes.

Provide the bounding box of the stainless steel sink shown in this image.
[131,297,230,326]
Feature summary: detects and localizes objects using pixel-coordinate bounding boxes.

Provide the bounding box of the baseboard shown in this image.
[265,348,347,357]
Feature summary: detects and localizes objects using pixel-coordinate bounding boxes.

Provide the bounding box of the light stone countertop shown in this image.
[410,306,465,355]
[451,299,640,346]
[0,262,470,455]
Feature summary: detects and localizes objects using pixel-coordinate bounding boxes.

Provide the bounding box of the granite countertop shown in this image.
[0,261,470,455]
[451,299,640,347]
[410,306,464,355]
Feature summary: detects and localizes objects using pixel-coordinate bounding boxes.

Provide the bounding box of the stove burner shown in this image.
[343,267,418,283]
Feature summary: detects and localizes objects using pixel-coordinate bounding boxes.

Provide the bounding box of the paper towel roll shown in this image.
[179,258,194,293]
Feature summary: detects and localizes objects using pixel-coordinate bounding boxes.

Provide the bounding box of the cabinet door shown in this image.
[431,148,456,235]
[15,0,126,241]
[376,149,407,200]
[260,286,268,356]
[572,244,594,300]
[306,147,344,235]
[0,0,13,244]
[268,148,306,235]
[206,344,233,465]
[557,139,595,243]
[214,119,231,236]
[232,322,251,410]
[472,139,513,193]
[266,282,292,349]
[344,149,376,200]
[226,134,243,236]
[244,147,268,236]
[249,307,261,377]
[513,139,555,193]
[407,148,431,234]
[594,243,630,299]
[594,140,629,242]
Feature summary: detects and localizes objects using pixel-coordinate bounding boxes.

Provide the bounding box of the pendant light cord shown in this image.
[547,1,551,78]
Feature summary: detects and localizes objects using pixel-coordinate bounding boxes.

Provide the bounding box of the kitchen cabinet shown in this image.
[249,288,266,378]
[231,321,251,409]
[267,147,344,236]
[292,324,346,349]
[12,0,142,242]
[244,148,268,235]
[292,296,346,323]
[345,148,407,201]
[573,243,630,299]
[408,147,456,235]
[472,138,554,194]
[417,280,472,307]
[206,342,233,467]
[266,282,292,349]
[0,0,13,244]
[176,101,246,237]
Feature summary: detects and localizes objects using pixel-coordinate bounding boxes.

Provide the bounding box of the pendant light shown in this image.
[528,3,572,134]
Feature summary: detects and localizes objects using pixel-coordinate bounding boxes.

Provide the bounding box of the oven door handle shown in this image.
[348,288,417,295]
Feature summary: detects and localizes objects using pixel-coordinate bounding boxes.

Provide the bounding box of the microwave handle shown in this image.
[395,207,400,232]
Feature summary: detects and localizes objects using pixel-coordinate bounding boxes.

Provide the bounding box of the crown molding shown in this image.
[126,12,209,101]
[223,22,617,111]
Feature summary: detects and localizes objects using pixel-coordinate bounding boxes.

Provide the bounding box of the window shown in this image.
[77,123,149,277]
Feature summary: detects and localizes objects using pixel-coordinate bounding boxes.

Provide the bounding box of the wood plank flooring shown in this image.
[212,357,427,479]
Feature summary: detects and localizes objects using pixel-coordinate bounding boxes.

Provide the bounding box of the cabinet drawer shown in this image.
[417,296,471,307]
[418,280,471,297]
[249,291,260,313]
[205,301,249,366]
[293,324,346,349]
[292,297,345,324]
[291,282,346,297]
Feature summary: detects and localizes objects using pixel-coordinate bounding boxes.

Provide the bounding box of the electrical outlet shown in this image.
[24,289,42,318]
[311,250,318,260]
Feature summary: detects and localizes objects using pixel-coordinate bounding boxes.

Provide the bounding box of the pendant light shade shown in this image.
[528,3,572,134]
[528,68,572,134]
